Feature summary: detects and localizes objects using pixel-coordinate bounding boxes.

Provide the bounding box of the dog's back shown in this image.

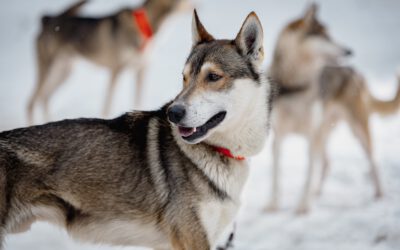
[38,4,140,64]
[320,65,400,116]
[319,66,358,101]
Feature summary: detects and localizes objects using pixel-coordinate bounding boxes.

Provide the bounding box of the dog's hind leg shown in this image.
[265,133,282,212]
[348,115,383,199]
[315,120,334,197]
[103,67,122,117]
[296,133,320,215]
[315,144,329,197]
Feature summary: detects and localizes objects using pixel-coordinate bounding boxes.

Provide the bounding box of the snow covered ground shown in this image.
[1,0,400,249]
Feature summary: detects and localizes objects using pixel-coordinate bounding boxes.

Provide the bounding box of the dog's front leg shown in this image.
[168,224,210,250]
[296,134,317,215]
[265,133,282,212]
[103,67,122,117]
[134,64,147,109]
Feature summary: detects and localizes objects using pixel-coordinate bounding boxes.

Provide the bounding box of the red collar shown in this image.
[212,146,246,161]
[132,8,153,50]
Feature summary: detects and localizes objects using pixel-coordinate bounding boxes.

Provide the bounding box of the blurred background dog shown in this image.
[266,4,400,214]
[27,0,191,124]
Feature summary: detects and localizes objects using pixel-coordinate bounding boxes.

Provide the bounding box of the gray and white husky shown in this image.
[0,10,272,250]
[266,3,400,214]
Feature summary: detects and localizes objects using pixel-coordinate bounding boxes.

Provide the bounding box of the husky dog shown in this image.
[266,3,400,214]
[27,0,191,124]
[0,10,271,249]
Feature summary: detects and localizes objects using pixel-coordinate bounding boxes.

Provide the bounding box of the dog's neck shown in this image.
[205,78,270,158]
[142,0,179,33]
[169,77,269,198]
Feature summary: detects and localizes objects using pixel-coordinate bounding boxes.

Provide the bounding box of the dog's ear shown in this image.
[192,9,214,45]
[235,12,264,66]
[303,3,318,26]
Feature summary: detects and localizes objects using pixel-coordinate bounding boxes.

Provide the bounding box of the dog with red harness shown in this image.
[27,0,192,124]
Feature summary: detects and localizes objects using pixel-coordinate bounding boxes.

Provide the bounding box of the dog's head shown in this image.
[168,10,266,144]
[280,3,352,63]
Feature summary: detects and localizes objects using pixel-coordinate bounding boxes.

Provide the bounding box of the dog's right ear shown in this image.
[303,3,318,26]
[235,12,264,66]
[192,9,214,45]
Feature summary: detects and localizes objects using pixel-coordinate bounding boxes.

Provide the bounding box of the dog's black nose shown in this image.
[168,105,186,124]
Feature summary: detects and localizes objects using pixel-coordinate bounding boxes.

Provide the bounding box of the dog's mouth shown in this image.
[178,111,226,142]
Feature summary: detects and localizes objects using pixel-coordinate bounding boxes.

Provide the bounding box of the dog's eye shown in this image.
[207,73,222,82]
[182,74,187,82]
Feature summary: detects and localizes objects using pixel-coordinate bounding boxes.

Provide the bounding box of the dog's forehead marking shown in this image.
[187,41,233,74]
[185,40,259,82]
[200,62,217,73]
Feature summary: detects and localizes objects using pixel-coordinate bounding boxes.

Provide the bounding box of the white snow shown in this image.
[1,0,400,249]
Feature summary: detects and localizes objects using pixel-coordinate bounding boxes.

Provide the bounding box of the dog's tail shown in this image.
[368,74,400,116]
[59,0,88,17]
[41,0,88,27]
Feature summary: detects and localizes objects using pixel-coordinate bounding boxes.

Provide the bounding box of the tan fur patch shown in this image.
[287,19,304,30]
[181,62,231,102]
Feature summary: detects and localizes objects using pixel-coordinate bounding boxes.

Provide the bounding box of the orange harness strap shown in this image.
[132,8,153,50]
[212,146,246,161]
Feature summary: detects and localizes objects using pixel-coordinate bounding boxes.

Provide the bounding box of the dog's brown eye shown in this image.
[207,73,222,82]
[182,74,187,82]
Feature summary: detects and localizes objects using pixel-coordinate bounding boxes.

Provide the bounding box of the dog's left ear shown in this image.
[192,9,214,45]
[235,12,264,66]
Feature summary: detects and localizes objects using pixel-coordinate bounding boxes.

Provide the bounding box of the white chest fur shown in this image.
[173,130,253,247]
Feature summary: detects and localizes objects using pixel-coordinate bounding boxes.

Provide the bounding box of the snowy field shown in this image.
[1,0,400,249]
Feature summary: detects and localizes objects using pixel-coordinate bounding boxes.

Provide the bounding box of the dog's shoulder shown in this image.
[115,103,171,133]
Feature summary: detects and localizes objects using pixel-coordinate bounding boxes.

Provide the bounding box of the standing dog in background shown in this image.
[1,10,271,249]
[28,0,190,124]
[266,3,400,214]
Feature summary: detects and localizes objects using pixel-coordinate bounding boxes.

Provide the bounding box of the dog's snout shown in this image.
[344,48,353,56]
[168,105,186,124]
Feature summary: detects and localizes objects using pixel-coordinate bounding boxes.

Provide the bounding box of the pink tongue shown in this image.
[178,127,196,137]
